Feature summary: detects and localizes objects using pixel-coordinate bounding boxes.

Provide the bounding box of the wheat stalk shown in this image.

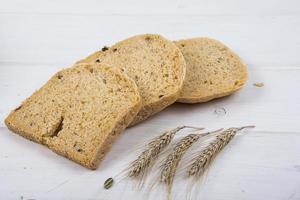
[128,126,203,178]
[187,125,255,177]
[160,129,222,191]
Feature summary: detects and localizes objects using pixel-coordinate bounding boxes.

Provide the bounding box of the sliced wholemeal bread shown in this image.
[174,38,248,103]
[77,34,186,125]
[5,63,141,169]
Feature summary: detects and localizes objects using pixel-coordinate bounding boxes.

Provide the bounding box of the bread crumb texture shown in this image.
[77,34,186,125]
[5,63,141,169]
[175,38,248,103]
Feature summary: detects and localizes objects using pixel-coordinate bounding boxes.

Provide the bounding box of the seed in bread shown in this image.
[174,38,248,103]
[77,34,186,125]
[5,63,142,169]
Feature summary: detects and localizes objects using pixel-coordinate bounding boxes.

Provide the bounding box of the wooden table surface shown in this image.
[1,0,300,199]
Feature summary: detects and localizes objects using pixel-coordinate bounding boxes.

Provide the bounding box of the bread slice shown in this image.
[77,34,186,125]
[5,63,141,169]
[174,38,248,103]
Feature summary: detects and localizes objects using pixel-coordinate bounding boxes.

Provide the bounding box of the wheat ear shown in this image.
[160,129,223,192]
[187,125,255,177]
[128,126,204,178]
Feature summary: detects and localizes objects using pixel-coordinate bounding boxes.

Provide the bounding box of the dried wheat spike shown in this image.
[128,126,203,178]
[160,129,222,190]
[187,125,255,177]
[160,134,200,187]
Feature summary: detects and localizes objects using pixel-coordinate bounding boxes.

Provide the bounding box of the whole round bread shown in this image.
[77,34,186,125]
[174,38,248,103]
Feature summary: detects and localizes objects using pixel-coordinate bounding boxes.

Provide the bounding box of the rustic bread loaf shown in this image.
[77,34,186,125]
[5,63,141,169]
[174,38,248,103]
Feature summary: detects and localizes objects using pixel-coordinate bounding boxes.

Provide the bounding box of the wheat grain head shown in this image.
[187,125,255,177]
[160,128,222,192]
[128,126,203,178]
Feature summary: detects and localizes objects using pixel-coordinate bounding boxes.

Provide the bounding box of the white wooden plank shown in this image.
[0,0,299,16]
[0,15,300,68]
[0,127,299,200]
[1,0,300,199]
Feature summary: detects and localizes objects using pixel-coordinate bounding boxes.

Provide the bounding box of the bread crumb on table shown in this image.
[253,82,264,87]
